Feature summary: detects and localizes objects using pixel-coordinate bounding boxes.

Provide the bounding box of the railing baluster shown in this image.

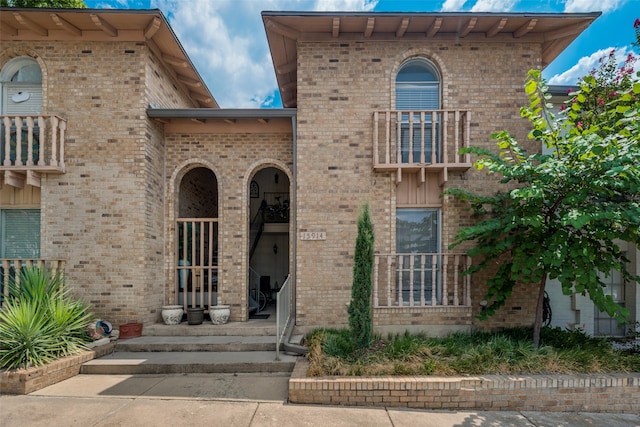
[37,116,45,166]
[58,119,66,169]
[385,111,391,164]
[420,112,425,164]
[464,111,471,164]
[15,117,23,166]
[397,255,404,306]
[454,110,460,165]
[373,111,379,167]
[431,254,437,306]
[396,112,402,165]
[442,254,448,306]
[442,111,448,164]
[386,255,392,306]
[3,117,11,166]
[373,256,379,308]
[26,116,34,166]
[408,255,415,306]
[420,254,426,306]
[453,255,460,306]
[431,111,437,164]
[408,112,414,163]
[50,116,59,167]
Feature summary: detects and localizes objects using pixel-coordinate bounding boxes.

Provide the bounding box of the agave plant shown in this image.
[0,266,93,370]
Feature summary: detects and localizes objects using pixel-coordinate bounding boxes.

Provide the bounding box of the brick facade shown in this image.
[1,10,609,334]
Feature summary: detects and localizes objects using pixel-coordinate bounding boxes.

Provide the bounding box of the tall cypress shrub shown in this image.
[348,203,374,350]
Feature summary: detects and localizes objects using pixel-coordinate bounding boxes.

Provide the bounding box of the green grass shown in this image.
[305,327,640,377]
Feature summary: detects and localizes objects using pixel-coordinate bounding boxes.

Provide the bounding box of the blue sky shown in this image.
[84,0,639,108]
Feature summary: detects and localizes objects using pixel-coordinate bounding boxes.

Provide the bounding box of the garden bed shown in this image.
[0,341,115,395]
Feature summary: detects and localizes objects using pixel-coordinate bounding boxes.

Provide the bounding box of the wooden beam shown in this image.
[26,171,40,188]
[13,12,48,36]
[396,17,409,38]
[264,19,300,40]
[162,53,188,68]
[459,17,477,38]
[426,17,442,38]
[144,16,161,39]
[4,171,25,189]
[0,21,18,36]
[223,119,236,125]
[514,18,537,38]
[486,18,507,38]
[364,17,375,37]
[257,118,269,124]
[191,118,205,124]
[50,13,81,36]
[332,17,340,38]
[276,60,297,75]
[177,75,201,88]
[90,14,118,37]
[189,91,212,104]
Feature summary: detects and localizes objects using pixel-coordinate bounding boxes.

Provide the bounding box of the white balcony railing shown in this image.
[373,253,471,308]
[372,110,472,183]
[0,115,67,187]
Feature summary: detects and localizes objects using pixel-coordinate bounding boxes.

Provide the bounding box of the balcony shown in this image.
[0,115,67,188]
[372,110,472,184]
[373,253,471,308]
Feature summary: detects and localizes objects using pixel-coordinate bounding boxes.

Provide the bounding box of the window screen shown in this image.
[0,209,41,258]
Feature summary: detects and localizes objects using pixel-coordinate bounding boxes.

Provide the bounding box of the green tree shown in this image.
[1,0,86,7]
[348,202,375,350]
[447,48,640,347]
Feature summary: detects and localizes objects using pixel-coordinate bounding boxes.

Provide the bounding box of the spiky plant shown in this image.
[0,267,93,369]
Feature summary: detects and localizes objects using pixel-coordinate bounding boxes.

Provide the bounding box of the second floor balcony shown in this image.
[373,110,472,184]
[0,115,67,188]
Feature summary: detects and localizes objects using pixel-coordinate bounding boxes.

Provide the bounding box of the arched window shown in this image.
[1,57,42,114]
[395,58,441,165]
[395,58,440,111]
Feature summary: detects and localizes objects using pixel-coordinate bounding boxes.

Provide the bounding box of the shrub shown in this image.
[0,267,93,369]
[348,203,374,351]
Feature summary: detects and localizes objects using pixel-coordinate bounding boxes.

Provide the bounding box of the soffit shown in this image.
[0,7,217,108]
[262,11,601,108]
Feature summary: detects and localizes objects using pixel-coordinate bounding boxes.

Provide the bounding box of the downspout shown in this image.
[283,112,307,355]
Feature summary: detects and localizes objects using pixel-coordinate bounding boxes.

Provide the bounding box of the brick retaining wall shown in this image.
[0,342,115,395]
[289,360,640,413]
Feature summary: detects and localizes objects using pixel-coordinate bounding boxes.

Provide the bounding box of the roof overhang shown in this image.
[147,108,296,134]
[263,11,601,108]
[0,7,217,108]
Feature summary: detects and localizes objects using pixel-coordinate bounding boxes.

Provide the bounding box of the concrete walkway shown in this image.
[1,373,639,426]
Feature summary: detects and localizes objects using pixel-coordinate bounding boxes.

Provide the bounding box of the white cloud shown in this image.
[441,0,467,11]
[563,0,626,13]
[151,0,376,108]
[469,0,517,12]
[548,46,638,85]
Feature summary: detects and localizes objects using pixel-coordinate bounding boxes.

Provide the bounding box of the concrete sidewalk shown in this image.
[1,373,639,427]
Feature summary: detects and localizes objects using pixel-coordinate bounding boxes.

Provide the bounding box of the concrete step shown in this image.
[142,322,277,337]
[81,351,297,375]
[115,335,276,352]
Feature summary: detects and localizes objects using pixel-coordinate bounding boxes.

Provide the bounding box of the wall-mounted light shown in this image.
[274,172,279,184]
[273,243,278,254]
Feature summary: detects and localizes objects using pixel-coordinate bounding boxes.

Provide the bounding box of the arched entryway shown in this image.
[175,167,219,311]
[247,166,290,318]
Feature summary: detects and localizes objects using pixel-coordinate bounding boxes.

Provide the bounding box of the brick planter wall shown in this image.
[0,342,115,395]
[289,360,640,413]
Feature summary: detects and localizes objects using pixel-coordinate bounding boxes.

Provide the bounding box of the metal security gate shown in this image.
[175,219,218,310]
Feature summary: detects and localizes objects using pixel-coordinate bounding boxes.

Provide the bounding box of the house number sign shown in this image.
[300,231,326,241]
